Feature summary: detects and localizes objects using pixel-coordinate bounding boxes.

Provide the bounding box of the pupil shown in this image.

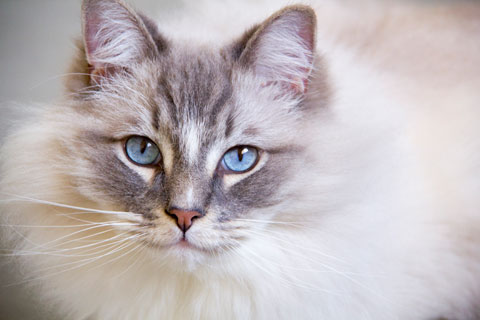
[140,139,148,154]
[237,148,244,162]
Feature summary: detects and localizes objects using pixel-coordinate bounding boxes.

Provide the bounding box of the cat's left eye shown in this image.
[124,136,161,166]
[221,146,259,173]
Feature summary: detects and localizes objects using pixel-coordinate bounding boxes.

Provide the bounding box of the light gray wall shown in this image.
[0,0,174,103]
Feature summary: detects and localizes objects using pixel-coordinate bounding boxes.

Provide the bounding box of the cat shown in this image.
[1,0,480,319]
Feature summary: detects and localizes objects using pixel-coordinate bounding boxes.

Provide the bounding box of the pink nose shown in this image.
[168,209,202,232]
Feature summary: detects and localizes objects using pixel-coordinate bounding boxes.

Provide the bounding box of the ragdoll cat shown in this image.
[1,0,480,319]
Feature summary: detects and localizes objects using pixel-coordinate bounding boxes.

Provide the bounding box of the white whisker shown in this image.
[228,239,344,295]
[0,193,141,220]
[238,227,347,264]
[4,235,143,287]
[58,213,139,226]
[6,230,141,258]
[39,226,118,248]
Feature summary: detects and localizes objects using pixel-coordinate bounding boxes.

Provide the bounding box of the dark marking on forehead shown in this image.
[157,76,178,124]
[82,130,120,144]
[266,144,305,155]
[207,79,233,128]
[242,126,258,137]
[179,57,227,118]
[160,51,232,112]
[225,113,235,138]
[151,106,160,131]
[153,49,236,164]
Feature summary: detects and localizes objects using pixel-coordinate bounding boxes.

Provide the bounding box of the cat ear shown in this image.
[82,0,159,83]
[235,6,317,96]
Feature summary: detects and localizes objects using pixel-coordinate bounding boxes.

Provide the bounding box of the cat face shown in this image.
[62,0,319,267]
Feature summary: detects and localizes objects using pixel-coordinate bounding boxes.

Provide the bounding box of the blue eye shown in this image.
[222,146,259,173]
[125,136,161,166]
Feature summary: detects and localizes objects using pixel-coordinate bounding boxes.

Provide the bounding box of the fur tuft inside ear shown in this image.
[82,0,158,82]
[238,6,317,95]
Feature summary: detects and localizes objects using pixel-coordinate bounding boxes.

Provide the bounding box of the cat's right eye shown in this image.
[124,136,161,166]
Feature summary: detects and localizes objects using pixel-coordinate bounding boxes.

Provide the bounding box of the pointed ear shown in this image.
[235,6,317,96]
[82,0,159,83]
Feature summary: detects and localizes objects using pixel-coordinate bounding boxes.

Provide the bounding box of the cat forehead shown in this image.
[100,44,291,168]
[128,47,243,168]
[119,47,292,147]
[156,48,234,128]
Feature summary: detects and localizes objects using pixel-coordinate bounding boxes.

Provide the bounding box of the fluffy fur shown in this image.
[1,0,480,319]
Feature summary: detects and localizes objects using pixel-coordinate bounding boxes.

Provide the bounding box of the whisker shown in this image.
[58,213,140,226]
[112,241,149,279]
[48,235,141,267]
[238,227,347,264]
[0,222,134,229]
[28,72,95,91]
[0,193,141,220]
[1,227,116,256]
[38,225,118,249]
[6,230,140,257]
[227,239,343,295]
[234,218,308,227]
[86,241,146,274]
[3,224,46,250]
[3,235,143,288]
[231,230,390,301]
[241,228,386,278]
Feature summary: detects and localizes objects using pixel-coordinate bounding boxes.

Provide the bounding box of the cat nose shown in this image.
[167,208,202,232]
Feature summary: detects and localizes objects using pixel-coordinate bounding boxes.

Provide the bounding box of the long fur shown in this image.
[1,1,480,319]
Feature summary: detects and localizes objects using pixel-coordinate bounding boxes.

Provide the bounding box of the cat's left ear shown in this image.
[82,0,160,83]
[232,5,316,96]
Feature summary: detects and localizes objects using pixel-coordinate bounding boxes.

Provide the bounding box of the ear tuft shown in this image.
[82,0,158,82]
[238,6,317,96]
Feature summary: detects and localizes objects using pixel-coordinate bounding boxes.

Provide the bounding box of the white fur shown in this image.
[182,119,202,165]
[1,1,480,320]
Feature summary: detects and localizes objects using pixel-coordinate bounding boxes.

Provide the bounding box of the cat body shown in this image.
[1,0,480,319]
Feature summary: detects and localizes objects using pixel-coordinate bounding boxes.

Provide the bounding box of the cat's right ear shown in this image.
[81,0,161,85]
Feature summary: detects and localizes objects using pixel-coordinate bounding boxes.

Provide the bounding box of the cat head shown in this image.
[61,0,326,268]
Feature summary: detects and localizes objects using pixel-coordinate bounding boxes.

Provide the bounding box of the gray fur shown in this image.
[64,6,316,228]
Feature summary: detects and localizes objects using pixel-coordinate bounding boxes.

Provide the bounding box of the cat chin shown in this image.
[168,249,210,273]
[142,239,215,272]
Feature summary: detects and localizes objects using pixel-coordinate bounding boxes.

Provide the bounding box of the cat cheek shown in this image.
[145,225,183,247]
[184,217,227,250]
[115,145,157,184]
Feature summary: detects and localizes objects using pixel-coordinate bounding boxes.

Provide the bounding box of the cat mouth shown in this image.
[172,238,226,255]
[141,237,214,254]
[176,238,199,250]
